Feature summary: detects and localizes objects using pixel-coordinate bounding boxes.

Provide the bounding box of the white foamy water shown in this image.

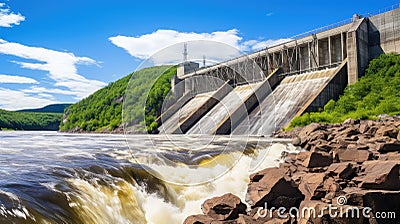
[0,132,295,224]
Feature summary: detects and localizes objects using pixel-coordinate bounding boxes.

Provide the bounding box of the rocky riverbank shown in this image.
[184,116,400,224]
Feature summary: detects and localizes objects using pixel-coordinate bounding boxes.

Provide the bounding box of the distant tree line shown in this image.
[0,110,62,131]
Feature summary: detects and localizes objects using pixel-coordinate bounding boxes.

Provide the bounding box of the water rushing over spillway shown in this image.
[0,131,294,224]
[159,91,216,134]
[187,83,260,134]
[233,69,336,135]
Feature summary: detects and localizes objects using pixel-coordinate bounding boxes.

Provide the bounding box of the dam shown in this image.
[158,7,400,136]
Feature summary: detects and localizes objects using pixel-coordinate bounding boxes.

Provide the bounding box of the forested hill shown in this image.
[0,110,62,131]
[18,104,72,113]
[60,65,177,133]
[290,53,400,128]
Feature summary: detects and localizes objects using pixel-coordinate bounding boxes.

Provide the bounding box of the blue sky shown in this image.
[0,0,399,110]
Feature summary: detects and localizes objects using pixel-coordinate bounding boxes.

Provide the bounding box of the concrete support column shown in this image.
[315,38,319,69]
[347,18,369,84]
[328,36,332,66]
[341,32,345,61]
[308,42,312,70]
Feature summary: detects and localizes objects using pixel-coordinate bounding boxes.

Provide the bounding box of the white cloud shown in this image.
[109,29,243,63]
[0,88,57,110]
[37,93,54,100]
[0,74,38,84]
[23,86,76,96]
[109,29,291,65]
[0,3,25,27]
[0,39,106,100]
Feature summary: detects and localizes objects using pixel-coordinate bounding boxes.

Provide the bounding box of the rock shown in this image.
[335,149,372,163]
[359,123,370,134]
[298,173,326,200]
[344,187,400,223]
[379,152,400,161]
[343,118,357,125]
[346,144,369,151]
[235,214,259,224]
[366,126,379,136]
[376,126,399,138]
[298,123,323,146]
[250,208,292,223]
[291,136,301,146]
[201,193,246,221]
[265,218,291,224]
[327,162,356,179]
[296,152,333,168]
[246,167,304,209]
[308,130,328,142]
[378,114,391,121]
[183,214,214,224]
[398,131,400,141]
[298,200,364,224]
[353,161,400,190]
[310,143,333,153]
[339,127,360,138]
[376,142,400,152]
[322,177,341,194]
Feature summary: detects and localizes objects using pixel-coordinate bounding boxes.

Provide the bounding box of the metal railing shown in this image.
[187,3,400,77]
[362,3,400,18]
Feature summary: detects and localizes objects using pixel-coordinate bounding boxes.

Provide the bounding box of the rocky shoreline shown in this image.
[184,116,400,224]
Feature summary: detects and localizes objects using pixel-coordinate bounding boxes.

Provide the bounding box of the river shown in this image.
[0,131,294,224]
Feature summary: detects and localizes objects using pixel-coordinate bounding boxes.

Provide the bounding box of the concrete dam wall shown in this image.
[157,7,400,136]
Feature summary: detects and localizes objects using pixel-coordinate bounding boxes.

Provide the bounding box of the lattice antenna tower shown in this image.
[183,43,188,62]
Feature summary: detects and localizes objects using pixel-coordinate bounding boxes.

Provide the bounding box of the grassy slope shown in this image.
[289,53,400,128]
[60,65,177,132]
[0,109,62,131]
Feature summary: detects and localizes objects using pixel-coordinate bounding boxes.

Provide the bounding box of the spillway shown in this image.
[187,83,261,134]
[233,69,337,136]
[158,91,216,134]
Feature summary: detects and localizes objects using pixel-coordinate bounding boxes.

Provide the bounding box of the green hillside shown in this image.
[60,65,177,133]
[18,103,72,113]
[290,53,400,128]
[0,110,62,131]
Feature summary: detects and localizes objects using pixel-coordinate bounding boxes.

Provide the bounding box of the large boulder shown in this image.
[296,152,333,168]
[335,149,372,163]
[353,161,400,190]
[375,126,399,138]
[376,142,400,153]
[298,173,326,200]
[201,193,246,221]
[246,167,304,209]
[327,162,356,179]
[298,123,323,146]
